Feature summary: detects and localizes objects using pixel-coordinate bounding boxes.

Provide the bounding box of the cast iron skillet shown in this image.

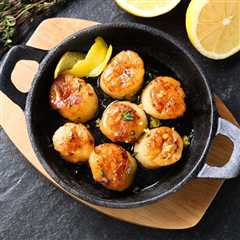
[1,23,240,208]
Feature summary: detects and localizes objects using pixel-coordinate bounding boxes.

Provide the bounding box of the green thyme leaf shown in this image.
[100,170,105,177]
[122,111,134,121]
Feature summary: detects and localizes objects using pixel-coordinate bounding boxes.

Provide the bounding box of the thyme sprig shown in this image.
[0,0,67,53]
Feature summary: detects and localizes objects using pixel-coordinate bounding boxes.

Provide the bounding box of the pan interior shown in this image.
[28,24,213,207]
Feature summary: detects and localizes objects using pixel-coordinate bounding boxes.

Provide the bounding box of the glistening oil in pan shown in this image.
[49,50,194,199]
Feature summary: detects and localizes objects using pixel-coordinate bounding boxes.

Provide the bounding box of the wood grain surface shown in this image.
[0,18,238,229]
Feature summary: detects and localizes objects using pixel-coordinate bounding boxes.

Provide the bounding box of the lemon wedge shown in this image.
[115,0,181,17]
[88,45,113,77]
[66,37,112,78]
[186,0,240,59]
[54,52,85,78]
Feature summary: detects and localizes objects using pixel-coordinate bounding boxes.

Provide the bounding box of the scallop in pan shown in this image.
[100,50,145,99]
[100,101,148,143]
[50,74,98,123]
[141,76,186,119]
[52,122,94,163]
[134,127,183,169]
[89,143,137,191]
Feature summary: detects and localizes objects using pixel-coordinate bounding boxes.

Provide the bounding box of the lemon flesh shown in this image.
[54,52,85,78]
[186,0,240,59]
[115,0,181,17]
[66,37,111,78]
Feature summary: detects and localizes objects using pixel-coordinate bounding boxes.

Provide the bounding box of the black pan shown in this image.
[1,23,240,208]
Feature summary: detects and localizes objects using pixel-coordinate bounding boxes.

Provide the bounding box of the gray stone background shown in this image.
[1,0,240,239]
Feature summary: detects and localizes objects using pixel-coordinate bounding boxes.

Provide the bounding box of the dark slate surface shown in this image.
[1,0,240,239]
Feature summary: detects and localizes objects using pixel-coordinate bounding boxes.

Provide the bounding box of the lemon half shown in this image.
[186,0,240,60]
[115,0,181,17]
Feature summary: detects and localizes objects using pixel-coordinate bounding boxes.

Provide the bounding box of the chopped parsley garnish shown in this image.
[149,116,161,128]
[122,111,134,121]
[100,170,105,177]
[183,130,194,146]
[144,128,151,137]
[183,135,191,146]
[95,118,101,127]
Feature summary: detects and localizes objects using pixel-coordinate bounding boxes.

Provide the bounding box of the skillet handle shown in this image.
[198,118,240,179]
[0,45,47,110]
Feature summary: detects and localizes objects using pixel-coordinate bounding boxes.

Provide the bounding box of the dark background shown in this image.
[1,0,240,239]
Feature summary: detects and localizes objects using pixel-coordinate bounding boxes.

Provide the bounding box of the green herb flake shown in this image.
[183,135,191,146]
[122,111,134,121]
[149,116,161,128]
[100,170,105,177]
[95,118,101,127]
[144,128,151,137]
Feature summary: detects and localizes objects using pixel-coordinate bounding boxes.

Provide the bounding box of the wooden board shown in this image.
[0,18,239,229]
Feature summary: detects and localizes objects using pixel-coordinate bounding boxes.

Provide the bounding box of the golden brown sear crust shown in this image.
[100,50,144,99]
[50,74,98,122]
[100,101,148,143]
[52,123,94,163]
[89,143,137,191]
[142,76,186,119]
[134,127,183,169]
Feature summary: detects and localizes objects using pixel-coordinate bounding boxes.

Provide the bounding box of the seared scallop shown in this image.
[100,50,144,99]
[142,76,186,119]
[134,127,183,169]
[50,74,98,122]
[100,101,148,143]
[89,144,137,191]
[52,123,94,163]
